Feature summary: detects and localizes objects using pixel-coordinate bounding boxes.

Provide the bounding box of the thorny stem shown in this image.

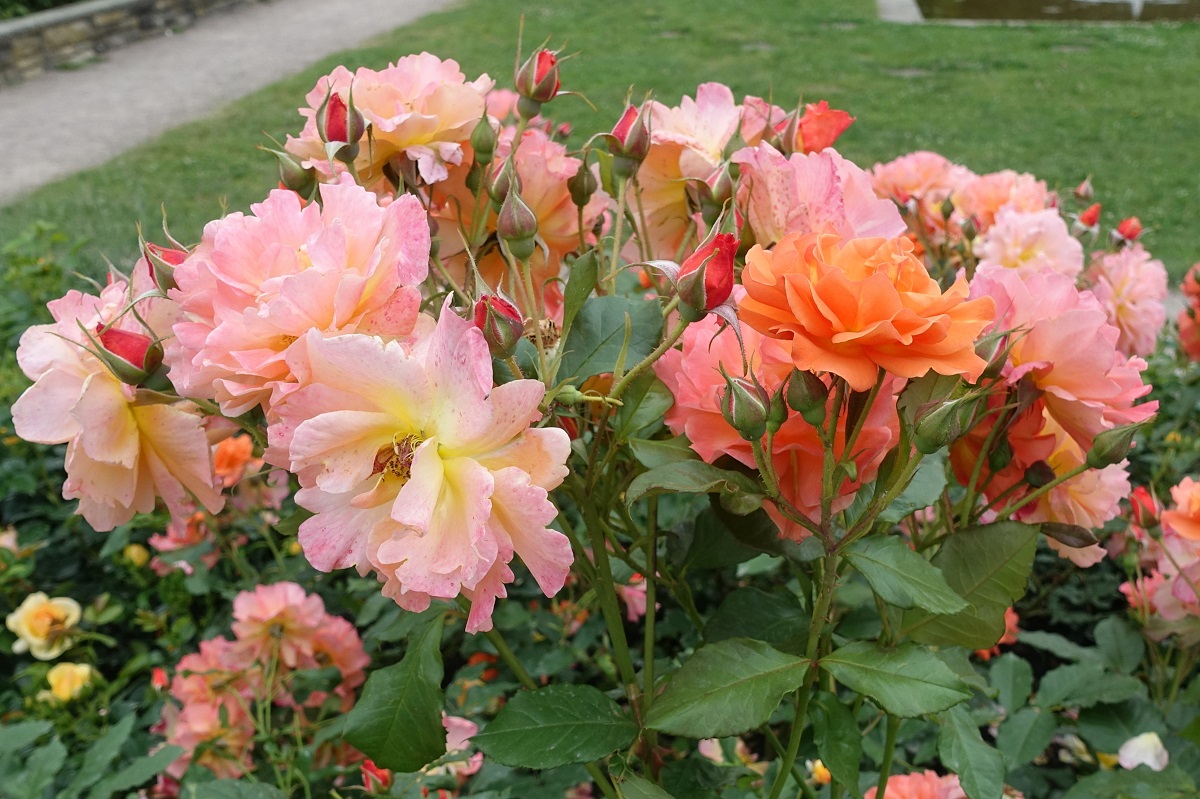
[874,714,901,799]
[608,314,689,403]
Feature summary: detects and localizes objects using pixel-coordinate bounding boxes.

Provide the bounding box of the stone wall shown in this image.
[0,0,259,85]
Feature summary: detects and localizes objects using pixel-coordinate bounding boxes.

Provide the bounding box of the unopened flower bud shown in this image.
[316,88,367,164]
[1113,216,1143,244]
[515,48,561,108]
[151,667,169,693]
[143,242,187,292]
[488,161,521,209]
[471,116,498,166]
[1086,422,1144,469]
[122,543,149,568]
[362,760,393,793]
[1129,486,1160,529]
[609,104,651,180]
[940,197,955,220]
[92,325,163,386]
[1078,202,1101,229]
[1024,460,1056,488]
[766,385,788,434]
[1074,176,1094,201]
[497,190,539,261]
[786,369,829,426]
[473,295,525,359]
[913,396,977,455]
[677,231,736,318]
[961,216,978,241]
[720,369,771,442]
[567,160,598,208]
[264,147,317,199]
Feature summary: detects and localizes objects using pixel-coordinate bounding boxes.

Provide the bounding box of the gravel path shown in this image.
[0,0,453,206]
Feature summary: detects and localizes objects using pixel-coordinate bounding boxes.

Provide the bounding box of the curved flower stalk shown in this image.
[267,308,572,632]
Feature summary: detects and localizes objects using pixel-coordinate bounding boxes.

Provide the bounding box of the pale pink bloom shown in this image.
[1118,732,1169,771]
[13,271,223,532]
[161,699,255,780]
[1121,572,1165,615]
[310,615,370,710]
[1083,244,1168,358]
[654,310,898,539]
[168,637,254,708]
[168,176,430,417]
[969,268,1156,451]
[952,170,1052,232]
[697,738,725,764]
[615,573,651,622]
[731,142,905,249]
[485,88,521,122]
[435,127,608,319]
[230,581,327,668]
[871,151,975,244]
[432,715,484,780]
[864,771,966,799]
[628,83,740,261]
[739,95,786,147]
[974,208,1084,281]
[149,511,218,575]
[268,310,572,633]
[285,54,493,189]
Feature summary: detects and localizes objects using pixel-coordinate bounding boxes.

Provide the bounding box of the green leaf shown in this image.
[646,638,810,738]
[1035,663,1144,710]
[821,642,970,718]
[629,436,699,470]
[617,773,678,799]
[10,740,66,799]
[811,692,864,799]
[844,535,967,615]
[1095,617,1145,675]
[0,720,52,756]
[183,783,289,799]
[625,461,761,508]
[85,745,182,799]
[671,508,760,571]
[902,522,1038,649]
[473,684,637,769]
[996,707,1057,767]
[559,296,663,381]
[615,372,674,440]
[1017,630,1103,663]
[938,705,1005,799]
[989,653,1033,714]
[704,587,807,646]
[561,248,599,340]
[343,613,446,772]
[877,450,948,524]
[1077,699,1167,752]
[98,525,131,559]
[1060,766,1197,798]
[59,715,133,799]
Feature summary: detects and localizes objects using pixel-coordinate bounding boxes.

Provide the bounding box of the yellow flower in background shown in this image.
[37,662,96,703]
[6,592,82,660]
[122,543,150,568]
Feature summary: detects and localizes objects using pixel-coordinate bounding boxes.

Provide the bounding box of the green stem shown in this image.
[993,461,1091,520]
[874,714,901,799]
[608,315,689,403]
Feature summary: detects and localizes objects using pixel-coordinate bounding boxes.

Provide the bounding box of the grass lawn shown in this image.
[1,0,1198,279]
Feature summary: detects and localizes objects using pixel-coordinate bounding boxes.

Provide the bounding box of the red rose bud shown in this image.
[316,88,366,164]
[515,48,561,107]
[677,232,736,317]
[720,369,771,442]
[1130,486,1160,529]
[361,760,393,793]
[473,295,525,359]
[1078,202,1102,228]
[797,101,854,153]
[497,190,539,261]
[143,241,187,292]
[263,146,317,199]
[1074,176,1094,200]
[91,325,164,385]
[1115,216,1143,242]
[151,667,169,693]
[470,116,499,166]
[609,104,652,180]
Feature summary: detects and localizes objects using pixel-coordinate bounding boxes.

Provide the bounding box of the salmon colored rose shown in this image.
[738,232,996,392]
[1162,476,1200,541]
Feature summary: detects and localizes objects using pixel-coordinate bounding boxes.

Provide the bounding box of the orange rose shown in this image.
[1162,476,1200,540]
[738,232,995,391]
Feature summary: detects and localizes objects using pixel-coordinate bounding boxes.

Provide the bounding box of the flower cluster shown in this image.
[156,582,368,782]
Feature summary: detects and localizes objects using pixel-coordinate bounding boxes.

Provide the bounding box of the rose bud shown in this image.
[361,760,393,793]
[1074,176,1094,200]
[1113,216,1143,244]
[1078,202,1102,229]
[608,103,652,181]
[473,294,525,360]
[786,368,829,427]
[567,159,599,209]
[719,369,771,442]
[677,231,736,318]
[515,48,561,113]
[315,88,367,164]
[89,325,164,386]
[1129,485,1160,529]
[470,115,499,166]
[143,241,188,292]
[497,189,539,261]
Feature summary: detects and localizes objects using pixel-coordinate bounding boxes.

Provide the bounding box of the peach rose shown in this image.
[1162,476,1200,541]
[738,232,995,392]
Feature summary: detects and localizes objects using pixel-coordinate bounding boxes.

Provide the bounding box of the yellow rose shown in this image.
[122,543,150,568]
[6,592,82,660]
[39,662,96,703]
